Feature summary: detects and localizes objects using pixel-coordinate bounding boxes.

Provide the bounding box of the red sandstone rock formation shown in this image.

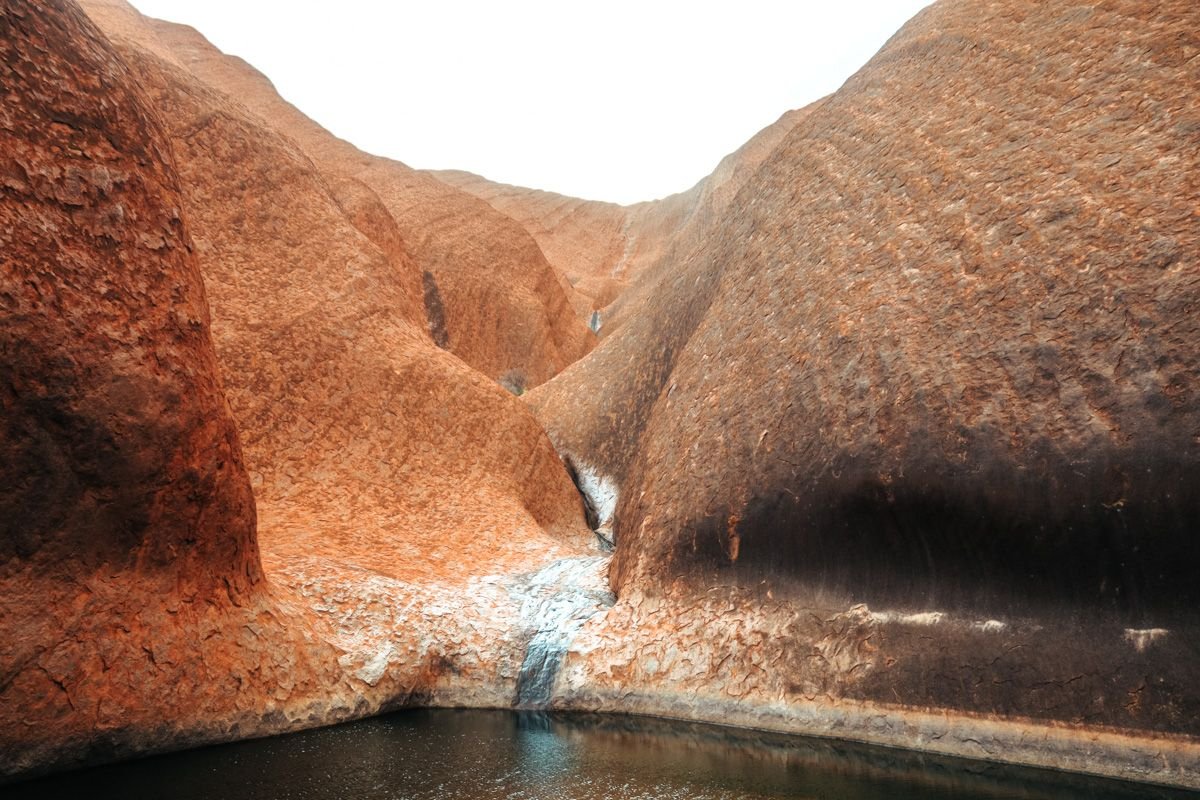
[427,172,631,319]
[0,0,345,774]
[107,7,595,389]
[81,0,598,690]
[525,103,823,487]
[534,0,1200,744]
[433,105,816,332]
[6,0,1200,790]
[79,0,592,574]
[608,0,1200,610]
[1,0,598,780]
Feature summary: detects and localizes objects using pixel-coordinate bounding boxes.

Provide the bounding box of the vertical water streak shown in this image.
[510,556,614,708]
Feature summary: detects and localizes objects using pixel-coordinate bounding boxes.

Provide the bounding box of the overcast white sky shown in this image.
[129,1,932,205]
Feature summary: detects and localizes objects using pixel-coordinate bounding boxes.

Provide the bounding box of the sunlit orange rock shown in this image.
[526,103,822,485]
[1,0,598,780]
[110,7,596,389]
[0,0,345,775]
[6,0,1200,789]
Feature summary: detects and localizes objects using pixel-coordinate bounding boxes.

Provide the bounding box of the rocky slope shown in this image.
[603,0,1200,613]
[87,3,589,568]
[93,0,595,389]
[428,171,629,320]
[2,0,600,779]
[525,103,825,489]
[4,0,1200,791]
[432,105,814,333]
[531,0,1200,776]
[0,0,345,773]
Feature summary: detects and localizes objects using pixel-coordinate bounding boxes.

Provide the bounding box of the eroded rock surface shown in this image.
[94,23,587,571]
[526,104,824,488]
[528,0,1200,758]
[0,0,344,775]
[432,105,814,334]
[115,8,595,389]
[3,0,600,780]
[608,0,1200,618]
[6,0,1200,790]
[428,172,632,319]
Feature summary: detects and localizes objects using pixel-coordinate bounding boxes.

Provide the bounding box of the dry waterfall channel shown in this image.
[509,555,614,708]
[507,460,619,708]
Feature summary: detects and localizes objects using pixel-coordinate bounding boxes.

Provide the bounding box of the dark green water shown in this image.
[7,709,1195,799]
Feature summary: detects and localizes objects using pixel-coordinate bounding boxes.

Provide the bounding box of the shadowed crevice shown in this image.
[421,270,449,349]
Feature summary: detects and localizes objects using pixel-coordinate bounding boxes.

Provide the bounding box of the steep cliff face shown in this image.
[0,0,343,774]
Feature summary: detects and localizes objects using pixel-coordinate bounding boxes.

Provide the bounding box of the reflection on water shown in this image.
[7,709,1192,800]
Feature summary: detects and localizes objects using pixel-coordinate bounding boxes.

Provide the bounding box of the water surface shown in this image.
[8,709,1193,799]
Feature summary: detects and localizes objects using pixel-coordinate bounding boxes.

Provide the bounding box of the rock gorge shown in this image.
[2,0,1198,790]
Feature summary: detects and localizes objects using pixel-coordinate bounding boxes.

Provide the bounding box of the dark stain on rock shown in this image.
[684,440,1200,626]
[421,269,449,349]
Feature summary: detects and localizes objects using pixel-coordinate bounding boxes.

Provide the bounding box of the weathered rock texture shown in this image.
[526,103,823,485]
[432,106,813,332]
[90,9,586,561]
[6,0,1200,791]
[558,587,1200,788]
[0,0,346,775]
[528,0,1200,774]
[79,0,599,692]
[428,172,631,319]
[114,8,595,389]
[2,0,599,780]
[608,0,1200,615]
